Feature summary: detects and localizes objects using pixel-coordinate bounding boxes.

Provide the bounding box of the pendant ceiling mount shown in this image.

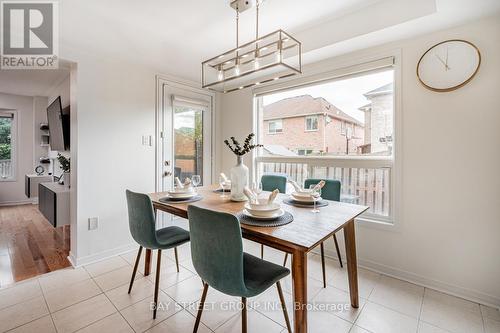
[202,0,302,93]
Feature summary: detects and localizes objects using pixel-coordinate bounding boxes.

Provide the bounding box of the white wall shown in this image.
[58,52,158,264]
[0,93,35,204]
[219,15,500,307]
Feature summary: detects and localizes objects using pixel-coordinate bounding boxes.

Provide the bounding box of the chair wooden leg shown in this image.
[174,247,180,273]
[260,244,264,259]
[277,281,292,333]
[153,249,162,319]
[193,283,209,333]
[320,242,327,288]
[242,297,247,333]
[128,246,143,294]
[333,234,343,268]
[283,253,288,266]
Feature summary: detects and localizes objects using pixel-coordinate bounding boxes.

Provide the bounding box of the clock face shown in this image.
[417,40,481,92]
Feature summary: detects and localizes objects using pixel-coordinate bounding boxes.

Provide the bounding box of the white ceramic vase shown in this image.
[230,156,248,202]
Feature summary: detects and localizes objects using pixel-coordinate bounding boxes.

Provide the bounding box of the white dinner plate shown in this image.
[166,191,197,199]
[243,209,285,220]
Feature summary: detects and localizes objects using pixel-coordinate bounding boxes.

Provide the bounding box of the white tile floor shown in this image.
[0,240,498,333]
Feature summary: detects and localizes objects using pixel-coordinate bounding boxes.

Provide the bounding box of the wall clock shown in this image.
[417,39,481,92]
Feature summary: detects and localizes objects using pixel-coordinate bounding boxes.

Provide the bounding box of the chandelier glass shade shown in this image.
[202,3,302,93]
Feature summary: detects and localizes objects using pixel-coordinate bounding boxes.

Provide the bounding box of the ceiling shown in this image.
[2,0,499,92]
[57,0,498,83]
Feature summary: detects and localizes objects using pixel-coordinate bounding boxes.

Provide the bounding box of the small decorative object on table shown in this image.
[57,153,71,187]
[224,133,263,202]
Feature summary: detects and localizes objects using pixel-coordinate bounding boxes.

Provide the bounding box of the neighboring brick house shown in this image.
[262,95,364,155]
[358,83,393,155]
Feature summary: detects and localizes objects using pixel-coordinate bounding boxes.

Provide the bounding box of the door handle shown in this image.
[164,171,172,177]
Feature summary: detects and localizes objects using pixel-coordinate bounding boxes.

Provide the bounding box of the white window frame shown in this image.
[0,109,17,182]
[267,119,283,134]
[305,115,319,131]
[252,53,402,229]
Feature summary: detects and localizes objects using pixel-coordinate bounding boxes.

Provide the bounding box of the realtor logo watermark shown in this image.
[1,1,58,69]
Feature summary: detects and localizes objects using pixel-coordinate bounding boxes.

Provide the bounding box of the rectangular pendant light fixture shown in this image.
[202,1,302,93]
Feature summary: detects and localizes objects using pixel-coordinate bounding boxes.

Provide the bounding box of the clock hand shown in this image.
[445,47,449,69]
[435,54,451,71]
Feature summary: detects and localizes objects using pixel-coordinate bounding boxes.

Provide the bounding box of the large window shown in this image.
[0,110,15,180]
[256,63,396,221]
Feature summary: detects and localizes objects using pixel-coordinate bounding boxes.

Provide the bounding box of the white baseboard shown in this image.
[0,199,36,206]
[319,248,500,310]
[67,243,138,268]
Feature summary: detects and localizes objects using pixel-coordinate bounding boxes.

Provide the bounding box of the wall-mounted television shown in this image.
[47,96,70,151]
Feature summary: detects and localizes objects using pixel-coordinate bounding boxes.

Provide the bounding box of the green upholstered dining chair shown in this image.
[284,178,343,288]
[259,174,287,259]
[187,205,292,333]
[261,174,287,193]
[125,190,190,319]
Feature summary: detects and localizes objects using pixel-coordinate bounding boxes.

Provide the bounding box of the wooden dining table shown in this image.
[147,185,368,333]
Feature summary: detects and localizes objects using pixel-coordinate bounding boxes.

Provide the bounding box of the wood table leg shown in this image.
[343,219,359,308]
[144,249,152,276]
[292,250,307,333]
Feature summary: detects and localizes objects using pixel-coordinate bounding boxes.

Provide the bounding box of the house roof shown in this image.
[358,103,372,111]
[364,83,393,97]
[263,145,298,156]
[263,95,363,126]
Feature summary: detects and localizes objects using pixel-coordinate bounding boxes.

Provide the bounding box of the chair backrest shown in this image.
[261,174,287,193]
[187,205,247,296]
[125,190,159,249]
[304,178,341,202]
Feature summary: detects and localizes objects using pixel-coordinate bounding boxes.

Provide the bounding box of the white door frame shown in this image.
[155,75,216,192]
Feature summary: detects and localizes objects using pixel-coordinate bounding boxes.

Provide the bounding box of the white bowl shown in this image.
[293,189,313,197]
[290,193,321,203]
[169,186,195,195]
[247,199,279,210]
[243,208,285,220]
[244,202,281,217]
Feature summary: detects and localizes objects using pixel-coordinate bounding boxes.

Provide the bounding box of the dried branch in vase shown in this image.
[224,133,263,156]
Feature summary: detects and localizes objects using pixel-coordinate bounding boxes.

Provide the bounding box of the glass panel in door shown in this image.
[173,105,204,185]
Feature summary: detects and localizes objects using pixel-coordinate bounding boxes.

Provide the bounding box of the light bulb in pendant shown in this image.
[217,67,224,81]
[254,57,260,70]
[235,64,240,76]
[275,51,281,63]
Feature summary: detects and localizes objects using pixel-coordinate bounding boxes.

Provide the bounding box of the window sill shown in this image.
[267,132,283,135]
[356,215,399,232]
[304,129,319,132]
[0,178,17,182]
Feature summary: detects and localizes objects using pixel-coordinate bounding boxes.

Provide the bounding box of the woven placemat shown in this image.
[283,198,329,208]
[237,211,293,227]
[159,195,203,204]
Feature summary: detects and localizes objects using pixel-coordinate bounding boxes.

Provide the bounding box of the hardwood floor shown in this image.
[0,204,70,287]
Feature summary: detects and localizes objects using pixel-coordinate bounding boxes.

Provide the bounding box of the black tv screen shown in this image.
[47,96,70,151]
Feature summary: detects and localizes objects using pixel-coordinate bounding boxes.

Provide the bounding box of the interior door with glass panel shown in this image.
[160,83,212,193]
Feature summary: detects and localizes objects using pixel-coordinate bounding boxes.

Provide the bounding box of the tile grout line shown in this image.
[86,256,135,332]
[2,281,55,333]
[37,278,59,333]
[95,277,137,333]
[416,287,426,333]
